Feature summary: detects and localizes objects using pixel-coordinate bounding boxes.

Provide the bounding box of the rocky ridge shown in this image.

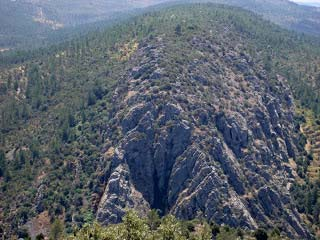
[95,30,310,238]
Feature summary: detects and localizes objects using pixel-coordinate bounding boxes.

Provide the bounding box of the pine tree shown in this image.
[50,219,64,240]
[147,209,161,231]
[0,150,6,177]
[122,210,149,240]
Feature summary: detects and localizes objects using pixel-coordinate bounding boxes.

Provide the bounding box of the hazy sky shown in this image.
[291,0,320,3]
[290,0,320,6]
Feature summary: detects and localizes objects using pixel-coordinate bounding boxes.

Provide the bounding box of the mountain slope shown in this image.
[205,0,320,36]
[1,0,320,50]
[1,3,320,239]
[0,0,143,50]
[0,0,51,50]
[96,22,305,237]
[94,6,310,238]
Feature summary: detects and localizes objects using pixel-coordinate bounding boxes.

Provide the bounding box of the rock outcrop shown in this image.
[96,32,309,238]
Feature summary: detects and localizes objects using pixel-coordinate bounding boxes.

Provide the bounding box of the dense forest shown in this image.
[1,3,320,239]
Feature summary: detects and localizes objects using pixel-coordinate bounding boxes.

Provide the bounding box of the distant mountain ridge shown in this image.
[1,0,320,49]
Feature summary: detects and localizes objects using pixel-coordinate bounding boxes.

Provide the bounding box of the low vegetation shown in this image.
[26,210,283,240]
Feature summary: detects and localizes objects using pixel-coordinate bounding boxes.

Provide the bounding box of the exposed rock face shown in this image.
[97,164,150,223]
[96,33,309,238]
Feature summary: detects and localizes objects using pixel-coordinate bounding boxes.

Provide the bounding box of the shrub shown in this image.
[254,228,268,240]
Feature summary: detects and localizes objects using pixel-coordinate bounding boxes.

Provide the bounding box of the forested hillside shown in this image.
[1,0,320,50]
[202,0,320,36]
[0,0,143,50]
[1,3,320,239]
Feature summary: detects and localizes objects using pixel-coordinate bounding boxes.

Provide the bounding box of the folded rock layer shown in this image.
[95,29,309,238]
